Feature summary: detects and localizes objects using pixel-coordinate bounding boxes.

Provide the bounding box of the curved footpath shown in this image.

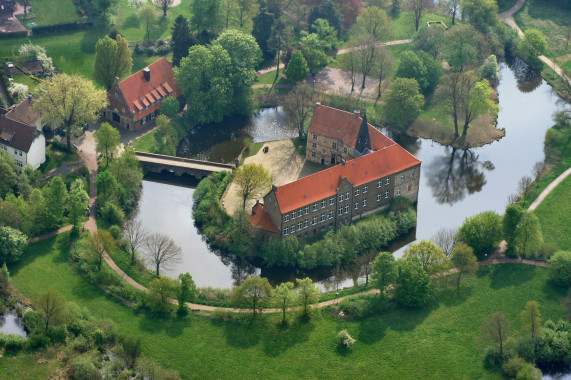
[499,0,571,85]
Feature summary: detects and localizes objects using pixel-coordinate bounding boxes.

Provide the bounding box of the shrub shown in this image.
[4,334,26,353]
[157,44,172,55]
[28,332,50,349]
[68,355,99,380]
[100,203,125,226]
[338,294,387,319]
[548,251,571,287]
[23,309,45,334]
[146,46,158,56]
[336,329,356,348]
[483,345,504,368]
[458,211,502,259]
[47,324,68,344]
[503,356,528,378]
[108,225,121,240]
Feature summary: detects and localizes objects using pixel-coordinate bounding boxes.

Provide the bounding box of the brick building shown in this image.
[250,105,421,238]
[103,58,182,131]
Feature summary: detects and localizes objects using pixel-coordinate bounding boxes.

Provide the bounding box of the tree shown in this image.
[396,51,428,92]
[88,230,114,271]
[548,251,571,287]
[233,163,272,209]
[413,26,445,59]
[371,251,397,296]
[33,74,107,152]
[0,226,27,265]
[450,242,477,291]
[297,277,319,317]
[176,273,196,316]
[373,46,395,101]
[138,3,159,42]
[271,281,296,324]
[441,0,460,24]
[308,0,342,37]
[384,78,424,131]
[94,35,132,89]
[153,115,178,156]
[213,30,261,116]
[340,44,359,93]
[444,25,478,71]
[503,203,525,255]
[28,188,48,235]
[460,0,498,32]
[395,257,430,307]
[171,15,195,67]
[96,0,119,17]
[123,219,148,264]
[37,289,67,331]
[0,263,12,299]
[407,0,429,32]
[458,75,498,142]
[515,212,543,258]
[354,6,392,42]
[68,179,90,232]
[144,233,182,277]
[518,175,533,206]
[480,311,510,356]
[431,227,458,257]
[155,0,174,17]
[480,54,499,82]
[191,0,222,38]
[96,170,119,206]
[95,122,120,169]
[312,18,340,51]
[0,150,18,198]
[161,96,180,118]
[146,277,176,315]
[231,275,272,317]
[332,0,361,29]
[267,16,289,82]
[458,210,502,258]
[128,0,145,9]
[252,3,275,59]
[520,301,541,338]
[175,45,232,125]
[0,199,23,231]
[282,83,316,137]
[230,0,259,28]
[403,240,448,274]
[43,176,67,229]
[285,50,309,83]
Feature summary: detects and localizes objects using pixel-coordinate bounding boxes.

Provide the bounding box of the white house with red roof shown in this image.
[250,105,421,238]
[103,58,183,131]
[0,108,45,170]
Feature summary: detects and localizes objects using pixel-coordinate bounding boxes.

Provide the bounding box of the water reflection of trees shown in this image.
[510,58,542,94]
[211,247,258,287]
[427,147,494,205]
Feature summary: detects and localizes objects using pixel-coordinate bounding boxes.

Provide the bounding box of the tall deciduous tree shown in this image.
[153,115,178,156]
[432,227,458,258]
[520,301,541,338]
[37,289,67,331]
[176,44,232,125]
[43,176,67,229]
[267,16,289,81]
[161,96,180,118]
[308,0,342,36]
[68,179,89,232]
[384,77,424,131]
[231,275,273,317]
[146,277,176,315]
[171,15,195,67]
[297,277,319,317]
[233,163,272,209]
[373,46,395,102]
[459,210,502,258]
[441,0,460,24]
[94,35,132,89]
[0,150,18,198]
[123,219,148,264]
[155,0,174,17]
[137,3,159,42]
[395,257,430,307]
[252,3,276,59]
[177,272,196,315]
[88,230,114,271]
[515,212,543,258]
[191,0,222,38]
[458,76,498,142]
[144,233,182,277]
[450,242,477,291]
[371,251,397,296]
[28,188,48,235]
[480,311,510,356]
[444,25,478,70]
[460,0,498,32]
[283,83,316,137]
[340,43,359,93]
[403,240,448,274]
[407,0,429,32]
[285,50,309,83]
[34,75,107,152]
[272,281,296,324]
[94,122,120,169]
[503,203,525,256]
[548,251,571,287]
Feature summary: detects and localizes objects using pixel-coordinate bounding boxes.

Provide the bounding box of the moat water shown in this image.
[134,62,568,289]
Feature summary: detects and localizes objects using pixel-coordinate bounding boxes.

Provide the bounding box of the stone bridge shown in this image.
[134,151,234,180]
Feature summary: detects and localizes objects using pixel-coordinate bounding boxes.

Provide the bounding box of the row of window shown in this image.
[284,211,335,235]
[140,111,158,125]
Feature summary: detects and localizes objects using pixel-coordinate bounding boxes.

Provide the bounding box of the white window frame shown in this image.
[312,216,317,225]
[305,206,309,215]
[401,174,405,182]
[386,178,390,185]
[304,220,308,228]
[298,222,302,230]
[284,215,289,222]
[328,210,334,219]
[321,200,326,208]
[363,185,368,193]
[298,208,303,217]
[320,214,326,222]
[313,202,318,212]
[284,227,289,235]
[329,196,335,205]
[344,204,349,213]
[338,207,343,216]
[363,199,367,207]
[339,194,344,202]
[377,193,381,202]
[397,187,401,196]
[291,225,296,233]
[377,179,382,188]
[385,190,389,198]
[292,211,296,220]
[355,201,359,210]
[355,188,360,196]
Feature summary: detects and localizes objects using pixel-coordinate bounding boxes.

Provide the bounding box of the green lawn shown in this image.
[255,69,291,85]
[0,352,53,379]
[131,128,157,152]
[7,233,567,379]
[496,0,518,13]
[535,175,571,251]
[562,59,571,77]
[26,0,81,26]
[513,0,571,60]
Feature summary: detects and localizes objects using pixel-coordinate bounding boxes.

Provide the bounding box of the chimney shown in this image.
[115,77,120,85]
[353,110,360,119]
[314,102,321,109]
[143,68,150,81]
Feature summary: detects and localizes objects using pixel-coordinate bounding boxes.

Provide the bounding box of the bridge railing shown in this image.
[134,151,235,169]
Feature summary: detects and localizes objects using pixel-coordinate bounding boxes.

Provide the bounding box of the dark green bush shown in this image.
[47,324,68,344]
[108,225,121,240]
[28,332,50,350]
[4,334,26,353]
[68,355,99,380]
[23,309,44,333]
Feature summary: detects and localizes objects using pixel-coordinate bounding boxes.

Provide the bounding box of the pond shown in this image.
[134,62,568,289]
[0,309,27,337]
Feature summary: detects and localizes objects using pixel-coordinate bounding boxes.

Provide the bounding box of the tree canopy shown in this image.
[233,163,272,209]
[384,77,424,131]
[94,34,132,89]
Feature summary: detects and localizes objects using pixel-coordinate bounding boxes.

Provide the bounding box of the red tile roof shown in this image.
[309,105,394,151]
[250,203,280,233]
[274,143,421,213]
[0,115,42,153]
[117,58,181,122]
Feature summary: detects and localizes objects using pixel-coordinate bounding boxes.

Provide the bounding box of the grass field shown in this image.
[6,233,567,379]
[513,0,571,60]
[27,0,81,26]
[535,175,571,251]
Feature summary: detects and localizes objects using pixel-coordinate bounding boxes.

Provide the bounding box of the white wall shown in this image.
[26,134,46,170]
